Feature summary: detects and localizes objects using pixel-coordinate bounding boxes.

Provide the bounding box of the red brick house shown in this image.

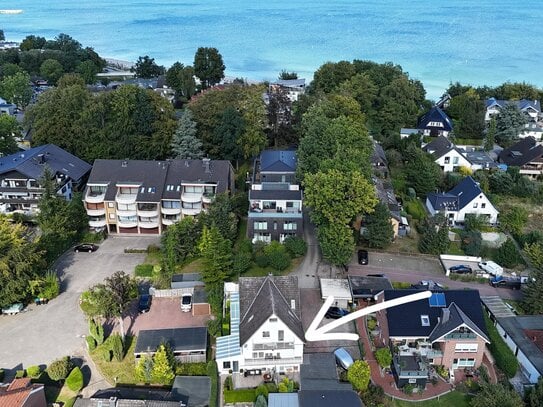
[0,378,46,407]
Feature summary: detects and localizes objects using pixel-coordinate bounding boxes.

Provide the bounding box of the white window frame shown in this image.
[455,343,478,353]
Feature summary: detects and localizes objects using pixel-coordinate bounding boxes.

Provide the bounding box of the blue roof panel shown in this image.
[260,150,297,173]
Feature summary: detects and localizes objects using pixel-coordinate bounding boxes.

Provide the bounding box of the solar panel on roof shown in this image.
[429,292,446,307]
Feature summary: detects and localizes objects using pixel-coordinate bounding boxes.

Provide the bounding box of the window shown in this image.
[263,201,276,210]
[290,300,296,310]
[278,330,284,341]
[262,331,270,338]
[117,203,136,211]
[455,343,478,353]
[119,186,138,195]
[481,203,486,208]
[109,213,115,220]
[473,203,478,208]
[162,200,181,209]
[204,186,215,194]
[284,221,297,231]
[444,157,450,164]
[452,157,459,165]
[269,318,278,322]
[254,221,268,230]
[108,202,114,208]
[223,361,231,369]
[454,358,476,367]
[182,202,202,209]
[148,187,156,193]
[421,315,430,326]
[286,202,294,208]
[274,221,277,230]
[184,186,203,194]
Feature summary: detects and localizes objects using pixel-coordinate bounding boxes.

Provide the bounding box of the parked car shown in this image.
[490,276,521,290]
[181,293,192,312]
[74,243,99,253]
[411,280,444,290]
[1,303,23,315]
[367,273,386,278]
[138,294,152,313]
[325,306,350,319]
[449,265,473,274]
[358,250,369,265]
[478,261,503,276]
[334,347,354,370]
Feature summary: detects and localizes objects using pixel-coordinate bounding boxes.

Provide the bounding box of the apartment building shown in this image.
[84,158,234,234]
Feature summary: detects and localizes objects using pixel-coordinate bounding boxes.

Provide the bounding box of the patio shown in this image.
[231,371,300,389]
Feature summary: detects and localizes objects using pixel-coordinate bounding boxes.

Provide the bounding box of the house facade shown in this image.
[485,98,541,122]
[216,276,305,375]
[417,107,453,137]
[498,136,543,178]
[84,158,234,234]
[269,79,306,102]
[248,150,303,243]
[379,290,489,388]
[422,137,472,173]
[0,144,91,214]
[426,176,499,225]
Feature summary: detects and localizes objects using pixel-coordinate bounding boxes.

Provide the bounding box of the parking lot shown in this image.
[300,289,361,359]
[0,236,159,371]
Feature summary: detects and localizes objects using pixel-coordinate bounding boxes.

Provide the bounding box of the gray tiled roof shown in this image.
[498,137,543,167]
[134,327,207,354]
[239,276,304,345]
[298,390,362,407]
[172,376,211,407]
[428,302,489,342]
[300,353,352,391]
[422,136,455,159]
[348,275,393,299]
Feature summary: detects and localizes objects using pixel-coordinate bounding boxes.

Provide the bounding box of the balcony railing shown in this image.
[253,342,295,351]
[243,357,302,366]
[89,218,107,228]
[86,208,106,216]
[137,207,159,217]
[248,211,303,219]
[444,333,477,340]
[161,205,181,215]
[162,217,179,226]
[202,192,215,204]
[181,207,201,216]
[115,193,137,204]
[139,220,159,229]
[181,192,202,203]
[85,191,106,203]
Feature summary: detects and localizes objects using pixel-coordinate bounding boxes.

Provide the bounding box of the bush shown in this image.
[493,238,521,268]
[47,356,72,381]
[264,241,290,271]
[460,230,482,256]
[283,236,307,257]
[366,317,377,331]
[232,252,252,276]
[255,384,269,398]
[66,366,84,392]
[148,244,161,253]
[392,281,412,289]
[255,394,267,407]
[484,313,518,377]
[110,334,124,362]
[360,384,385,406]
[254,254,269,268]
[265,382,278,393]
[224,375,233,391]
[0,369,4,381]
[15,370,25,378]
[375,347,392,368]
[89,319,104,345]
[175,363,207,376]
[26,365,41,379]
[404,199,426,220]
[86,336,97,351]
[403,383,415,394]
[79,230,105,243]
[135,263,154,277]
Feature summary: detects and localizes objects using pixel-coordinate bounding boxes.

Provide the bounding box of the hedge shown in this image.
[224,389,257,403]
[484,313,518,378]
[175,363,207,376]
[66,366,84,392]
[26,365,41,378]
[207,361,218,407]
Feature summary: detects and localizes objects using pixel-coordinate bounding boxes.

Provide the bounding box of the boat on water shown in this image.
[0,9,23,14]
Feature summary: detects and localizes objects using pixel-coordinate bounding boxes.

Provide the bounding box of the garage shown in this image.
[319,278,352,308]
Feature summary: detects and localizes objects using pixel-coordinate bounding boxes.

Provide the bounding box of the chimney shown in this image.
[37,153,46,164]
[121,161,127,168]
[442,308,450,324]
[203,157,211,174]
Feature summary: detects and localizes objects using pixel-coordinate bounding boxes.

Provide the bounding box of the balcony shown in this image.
[181,192,203,203]
[162,216,180,226]
[117,218,138,228]
[248,210,303,219]
[139,220,159,229]
[182,207,201,216]
[137,207,159,217]
[393,355,429,379]
[243,357,303,367]
[253,342,295,351]
[85,191,106,204]
[161,205,181,215]
[86,208,106,216]
[116,208,137,217]
[202,192,215,204]
[89,218,107,228]
[444,333,477,340]
[115,193,137,205]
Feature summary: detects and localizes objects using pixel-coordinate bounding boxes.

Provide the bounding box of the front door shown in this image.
[233,361,239,372]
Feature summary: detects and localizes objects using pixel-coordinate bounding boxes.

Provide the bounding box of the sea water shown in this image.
[2,0,543,99]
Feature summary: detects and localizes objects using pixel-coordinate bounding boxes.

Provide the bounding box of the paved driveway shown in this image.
[0,236,159,371]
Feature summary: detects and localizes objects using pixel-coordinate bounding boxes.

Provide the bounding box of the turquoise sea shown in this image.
[2,0,543,99]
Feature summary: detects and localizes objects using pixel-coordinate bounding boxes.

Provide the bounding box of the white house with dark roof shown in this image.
[498,136,543,178]
[84,158,234,234]
[422,137,472,172]
[248,150,303,243]
[417,107,453,137]
[426,176,499,225]
[485,98,541,122]
[216,276,304,375]
[269,79,306,102]
[0,144,91,214]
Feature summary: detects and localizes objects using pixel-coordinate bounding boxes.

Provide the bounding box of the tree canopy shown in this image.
[133,55,165,78]
[495,104,529,145]
[193,47,225,89]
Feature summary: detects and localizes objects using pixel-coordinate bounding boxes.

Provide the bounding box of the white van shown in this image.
[478,261,503,276]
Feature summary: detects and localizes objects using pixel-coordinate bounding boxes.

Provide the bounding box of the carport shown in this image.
[319,278,352,308]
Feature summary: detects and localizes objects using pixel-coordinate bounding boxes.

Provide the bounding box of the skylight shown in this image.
[421,315,430,327]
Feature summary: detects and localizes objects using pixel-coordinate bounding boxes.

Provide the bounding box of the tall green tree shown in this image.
[495,104,529,145]
[20,35,47,51]
[0,114,19,156]
[447,89,486,139]
[347,360,371,392]
[364,202,394,249]
[171,109,203,159]
[418,214,449,255]
[278,70,298,80]
[303,169,377,226]
[0,71,32,109]
[318,223,355,266]
[471,382,524,407]
[485,117,497,151]
[523,243,543,314]
[40,59,64,85]
[103,271,138,340]
[199,226,233,285]
[76,60,100,84]
[527,376,543,407]
[151,344,175,385]
[404,151,442,197]
[133,55,165,78]
[193,47,225,89]
[212,106,244,161]
[165,62,196,102]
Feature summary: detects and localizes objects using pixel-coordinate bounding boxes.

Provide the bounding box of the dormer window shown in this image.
[421,315,430,326]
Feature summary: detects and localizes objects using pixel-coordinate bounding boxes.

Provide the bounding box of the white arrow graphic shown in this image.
[305,290,433,342]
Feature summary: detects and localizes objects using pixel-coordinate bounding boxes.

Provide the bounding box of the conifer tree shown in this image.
[151,344,175,385]
[365,202,394,249]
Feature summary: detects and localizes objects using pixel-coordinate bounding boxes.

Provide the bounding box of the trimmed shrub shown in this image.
[254,254,269,268]
[255,394,267,407]
[47,356,72,381]
[255,384,269,398]
[89,319,104,345]
[26,365,41,379]
[15,370,25,378]
[283,236,307,257]
[66,366,84,392]
[484,313,518,377]
[175,363,207,376]
[224,375,233,391]
[265,382,278,393]
[135,263,154,277]
[110,334,124,362]
[207,361,218,407]
[147,244,160,253]
[264,241,290,271]
[375,347,392,368]
[86,336,97,351]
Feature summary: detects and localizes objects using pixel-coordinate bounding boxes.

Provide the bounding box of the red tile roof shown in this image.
[0,378,42,407]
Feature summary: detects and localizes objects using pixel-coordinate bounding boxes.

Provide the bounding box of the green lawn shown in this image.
[90,336,137,385]
[392,391,472,407]
[242,256,303,277]
[224,389,256,403]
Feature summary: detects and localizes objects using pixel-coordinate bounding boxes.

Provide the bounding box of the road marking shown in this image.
[305,291,432,342]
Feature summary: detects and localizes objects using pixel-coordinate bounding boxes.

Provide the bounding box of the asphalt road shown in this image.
[0,236,159,372]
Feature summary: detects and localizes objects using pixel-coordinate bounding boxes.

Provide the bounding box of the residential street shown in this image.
[0,236,159,373]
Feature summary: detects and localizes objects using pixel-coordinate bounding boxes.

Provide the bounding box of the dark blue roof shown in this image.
[417,107,453,131]
[426,192,458,211]
[384,290,487,339]
[0,144,91,182]
[486,97,541,112]
[447,176,483,210]
[260,150,297,173]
